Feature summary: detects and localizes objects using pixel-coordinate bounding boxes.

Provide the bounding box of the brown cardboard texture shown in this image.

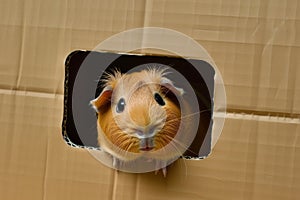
[0,0,300,200]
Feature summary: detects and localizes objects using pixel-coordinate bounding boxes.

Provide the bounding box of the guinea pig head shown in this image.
[91,69,184,159]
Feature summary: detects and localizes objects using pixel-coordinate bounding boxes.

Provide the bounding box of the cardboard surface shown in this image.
[1,92,299,199]
[1,0,299,113]
[0,0,300,199]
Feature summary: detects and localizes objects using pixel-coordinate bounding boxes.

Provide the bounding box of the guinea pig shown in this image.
[91,68,192,175]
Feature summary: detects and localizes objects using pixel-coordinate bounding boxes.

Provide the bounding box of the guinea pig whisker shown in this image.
[163,134,200,157]
[182,108,212,118]
[161,145,187,175]
[156,135,171,147]
[165,108,212,124]
[164,120,180,130]
[163,134,188,151]
[126,139,134,152]
[157,135,186,161]
[126,138,137,153]
[112,133,127,146]
[155,136,169,150]
[122,141,132,158]
[164,138,183,156]
[176,158,188,180]
[156,135,188,175]
[156,137,172,158]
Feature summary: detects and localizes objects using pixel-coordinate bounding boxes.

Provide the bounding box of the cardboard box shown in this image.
[0,0,299,199]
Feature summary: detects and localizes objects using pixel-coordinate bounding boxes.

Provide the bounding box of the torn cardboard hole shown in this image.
[62,50,215,159]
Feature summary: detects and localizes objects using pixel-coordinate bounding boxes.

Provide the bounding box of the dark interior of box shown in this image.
[62,50,214,158]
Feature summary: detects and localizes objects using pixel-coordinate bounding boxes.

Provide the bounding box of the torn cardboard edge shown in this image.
[62,50,216,160]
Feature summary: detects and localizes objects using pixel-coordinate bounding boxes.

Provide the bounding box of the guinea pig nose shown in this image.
[134,127,156,139]
[133,129,145,139]
[148,127,155,135]
[136,130,144,137]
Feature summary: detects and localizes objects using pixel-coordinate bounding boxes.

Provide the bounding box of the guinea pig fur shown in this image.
[91,68,191,174]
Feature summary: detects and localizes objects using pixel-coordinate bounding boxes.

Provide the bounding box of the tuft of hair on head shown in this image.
[101,69,123,89]
[145,65,170,83]
[145,66,184,96]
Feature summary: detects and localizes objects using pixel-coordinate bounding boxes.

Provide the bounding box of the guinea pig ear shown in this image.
[161,77,184,96]
[90,86,113,113]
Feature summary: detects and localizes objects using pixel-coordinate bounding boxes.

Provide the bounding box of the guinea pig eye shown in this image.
[116,98,126,113]
[154,93,165,106]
